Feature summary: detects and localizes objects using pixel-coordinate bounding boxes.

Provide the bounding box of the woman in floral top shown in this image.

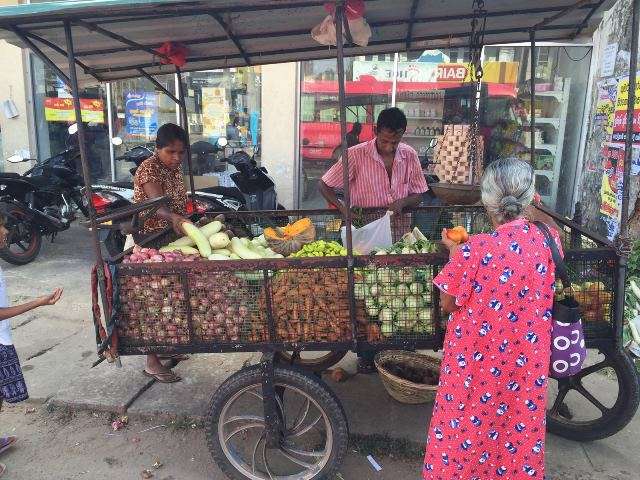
[132,123,192,383]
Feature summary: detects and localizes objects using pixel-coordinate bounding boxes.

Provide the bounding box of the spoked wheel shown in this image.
[206,365,348,480]
[546,346,640,441]
[0,206,42,265]
[275,351,347,373]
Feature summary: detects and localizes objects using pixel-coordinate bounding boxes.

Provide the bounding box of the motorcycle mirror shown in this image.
[429,138,437,148]
[111,137,123,146]
[68,123,78,135]
[6,154,25,163]
[217,137,228,147]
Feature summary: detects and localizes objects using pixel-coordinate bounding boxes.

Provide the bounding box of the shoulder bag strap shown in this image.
[533,221,571,290]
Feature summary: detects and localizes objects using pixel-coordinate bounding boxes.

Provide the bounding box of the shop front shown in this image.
[30,57,262,184]
[298,46,593,216]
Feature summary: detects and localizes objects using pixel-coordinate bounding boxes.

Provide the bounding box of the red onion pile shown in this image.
[117,274,190,344]
[189,273,251,342]
[122,246,202,264]
[117,270,253,345]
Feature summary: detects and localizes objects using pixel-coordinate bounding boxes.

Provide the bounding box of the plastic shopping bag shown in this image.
[341,211,393,254]
[311,15,337,46]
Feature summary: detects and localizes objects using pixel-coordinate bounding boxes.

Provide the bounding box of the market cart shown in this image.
[1,1,638,478]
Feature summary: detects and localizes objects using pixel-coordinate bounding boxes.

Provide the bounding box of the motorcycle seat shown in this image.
[0,172,20,179]
[23,175,51,188]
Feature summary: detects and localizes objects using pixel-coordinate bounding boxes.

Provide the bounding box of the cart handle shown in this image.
[81,196,170,235]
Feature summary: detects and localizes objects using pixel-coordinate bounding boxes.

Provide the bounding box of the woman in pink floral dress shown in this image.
[423,158,561,480]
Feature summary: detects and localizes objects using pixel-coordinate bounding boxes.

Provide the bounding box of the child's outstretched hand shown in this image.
[37,288,63,307]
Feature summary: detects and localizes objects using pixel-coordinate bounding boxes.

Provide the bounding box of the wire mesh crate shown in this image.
[107,206,620,355]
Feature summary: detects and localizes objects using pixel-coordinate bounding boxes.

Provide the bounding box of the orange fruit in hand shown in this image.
[445,226,469,244]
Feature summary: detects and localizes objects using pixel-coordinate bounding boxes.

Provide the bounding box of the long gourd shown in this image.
[182,222,212,257]
[159,245,199,255]
[230,237,262,259]
[170,221,224,248]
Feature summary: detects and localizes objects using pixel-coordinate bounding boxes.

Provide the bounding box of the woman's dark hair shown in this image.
[155,123,188,149]
[376,107,407,133]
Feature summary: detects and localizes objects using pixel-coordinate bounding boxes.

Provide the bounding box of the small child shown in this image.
[0,213,63,478]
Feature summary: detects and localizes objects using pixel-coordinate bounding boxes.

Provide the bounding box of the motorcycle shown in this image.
[0,124,88,265]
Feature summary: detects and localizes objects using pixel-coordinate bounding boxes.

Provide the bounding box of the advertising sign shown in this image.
[612,73,640,144]
[201,87,228,137]
[44,97,105,123]
[124,92,158,136]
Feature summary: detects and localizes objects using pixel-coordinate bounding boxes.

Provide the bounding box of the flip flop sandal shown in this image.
[0,462,6,477]
[142,370,181,383]
[0,437,16,456]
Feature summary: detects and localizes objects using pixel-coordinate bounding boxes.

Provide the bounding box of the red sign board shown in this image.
[436,64,469,82]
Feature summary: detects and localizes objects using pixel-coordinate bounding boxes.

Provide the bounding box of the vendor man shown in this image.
[319,107,428,373]
[319,107,428,217]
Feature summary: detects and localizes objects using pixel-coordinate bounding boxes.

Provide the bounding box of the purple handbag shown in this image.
[534,222,587,378]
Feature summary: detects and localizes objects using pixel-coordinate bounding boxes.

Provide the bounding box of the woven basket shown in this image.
[374,351,440,404]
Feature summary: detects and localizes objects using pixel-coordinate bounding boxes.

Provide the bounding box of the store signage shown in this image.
[201,87,228,137]
[44,97,104,123]
[437,64,469,82]
[612,74,640,144]
[125,92,158,136]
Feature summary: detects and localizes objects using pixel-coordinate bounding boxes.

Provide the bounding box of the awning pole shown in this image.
[63,20,103,264]
[620,0,639,239]
[175,67,196,196]
[335,1,357,350]
[106,82,116,183]
[615,0,639,348]
[335,2,352,256]
[529,29,536,166]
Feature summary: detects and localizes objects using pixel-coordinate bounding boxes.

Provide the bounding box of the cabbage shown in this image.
[367,305,380,317]
[405,295,423,309]
[396,309,418,330]
[381,284,398,298]
[390,297,405,310]
[375,250,388,256]
[364,271,378,286]
[419,309,433,322]
[401,247,414,255]
[409,282,424,295]
[381,320,394,337]
[378,308,394,323]
[396,283,410,297]
[377,268,397,284]
[365,297,378,310]
[398,268,415,284]
[369,284,381,297]
[354,283,367,300]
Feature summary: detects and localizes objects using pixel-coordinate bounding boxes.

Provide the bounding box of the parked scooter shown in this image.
[0,124,88,265]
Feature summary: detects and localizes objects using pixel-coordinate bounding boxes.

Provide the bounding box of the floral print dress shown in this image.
[423,219,561,480]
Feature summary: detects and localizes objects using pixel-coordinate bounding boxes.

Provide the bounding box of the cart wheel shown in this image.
[206,364,348,480]
[546,346,640,441]
[274,351,348,372]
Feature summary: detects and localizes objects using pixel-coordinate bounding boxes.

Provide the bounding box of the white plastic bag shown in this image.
[311,15,371,47]
[341,211,393,254]
[311,15,337,46]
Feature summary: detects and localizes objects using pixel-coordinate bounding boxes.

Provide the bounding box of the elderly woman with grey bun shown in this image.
[422,157,562,480]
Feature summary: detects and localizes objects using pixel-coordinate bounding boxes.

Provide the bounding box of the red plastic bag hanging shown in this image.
[155,42,189,68]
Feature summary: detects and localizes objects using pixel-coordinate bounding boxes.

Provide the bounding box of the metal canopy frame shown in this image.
[0,0,614,83]
[0,0,636,356]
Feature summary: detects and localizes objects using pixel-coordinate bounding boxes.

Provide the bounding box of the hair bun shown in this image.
[499,195,522,217]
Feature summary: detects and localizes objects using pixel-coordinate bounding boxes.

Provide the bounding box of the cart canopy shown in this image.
[0,0,615,84]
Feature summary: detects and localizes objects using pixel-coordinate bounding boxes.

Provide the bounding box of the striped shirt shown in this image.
[322,138,428,208]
